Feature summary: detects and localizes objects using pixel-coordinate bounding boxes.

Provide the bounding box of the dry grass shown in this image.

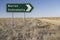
[0,18,60,40]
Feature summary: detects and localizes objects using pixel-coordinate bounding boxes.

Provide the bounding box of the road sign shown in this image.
[7,3,33,12]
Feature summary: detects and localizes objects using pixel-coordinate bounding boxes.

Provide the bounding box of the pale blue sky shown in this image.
[0,0,60,18]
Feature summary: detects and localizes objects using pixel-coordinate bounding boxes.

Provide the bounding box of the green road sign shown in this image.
[7,3,33,12]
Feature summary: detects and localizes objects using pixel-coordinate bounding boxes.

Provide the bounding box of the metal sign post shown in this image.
[24,12,26,27]
[6,3,33,27]
[12,12,14,28]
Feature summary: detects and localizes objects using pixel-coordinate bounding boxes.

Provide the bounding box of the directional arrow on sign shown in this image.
[26,4,33,12]
[7,3,33,12]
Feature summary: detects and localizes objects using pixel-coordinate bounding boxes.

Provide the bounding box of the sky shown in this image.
[0,0,60,18]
